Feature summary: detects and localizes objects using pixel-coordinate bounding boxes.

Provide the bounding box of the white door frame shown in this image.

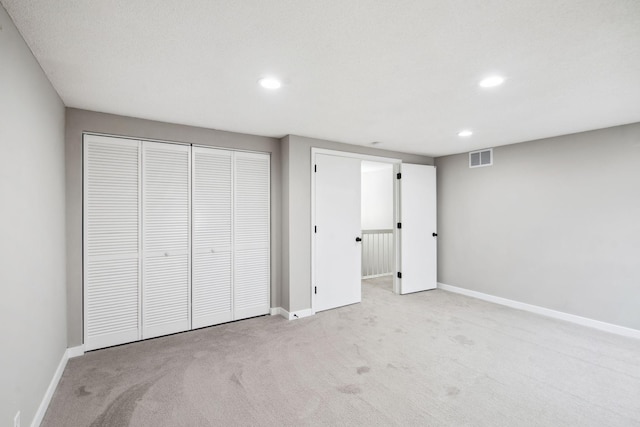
[311,148,402,313]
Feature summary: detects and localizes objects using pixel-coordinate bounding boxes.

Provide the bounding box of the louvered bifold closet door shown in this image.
[84,135,141,351]
[192,147,233,328]
[233,152,270,320]
[142,141,192,339]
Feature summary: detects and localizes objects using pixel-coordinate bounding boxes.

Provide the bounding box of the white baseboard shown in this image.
[270,307,315,320]
[31,350,66,427]
[286,308,315,320]
[269,307,284,316]
[437,283,640,340]
[31,345,85,427]
[67,345,85,358]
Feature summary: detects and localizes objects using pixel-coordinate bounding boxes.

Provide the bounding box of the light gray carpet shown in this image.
[43,277,640,426]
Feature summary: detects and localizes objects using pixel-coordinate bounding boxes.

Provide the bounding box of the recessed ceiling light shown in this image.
[458,130,473,137]
[479,75,505,88]
[258,77,282,90]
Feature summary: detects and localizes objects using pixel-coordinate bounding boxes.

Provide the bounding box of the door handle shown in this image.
[355,237,362,242]
[432,233,438,237]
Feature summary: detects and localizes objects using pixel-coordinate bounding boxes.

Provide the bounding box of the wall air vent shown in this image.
[469,148,493,168]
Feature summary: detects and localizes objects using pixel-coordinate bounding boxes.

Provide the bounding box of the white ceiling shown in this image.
[3,0,640,157]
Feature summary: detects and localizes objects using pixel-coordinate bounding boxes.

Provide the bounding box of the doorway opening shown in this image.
[361,161,395,295]
[312,149,437,314]
[311,149,401,313]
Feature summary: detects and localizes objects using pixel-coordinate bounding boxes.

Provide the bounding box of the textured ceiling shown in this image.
[3,0,640,156]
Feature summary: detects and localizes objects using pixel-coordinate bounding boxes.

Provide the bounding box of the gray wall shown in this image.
[0,5,67,426]
[282,135,433,312]
[436,123,640,330]
[65,108,282,347]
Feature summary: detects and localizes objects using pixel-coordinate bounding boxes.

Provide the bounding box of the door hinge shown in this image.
[314,164,317,173]
[397,272,402,279]
[314,286,317,294]
[397,222,402,229]
[314,225,317,233]
[396,172,401,179]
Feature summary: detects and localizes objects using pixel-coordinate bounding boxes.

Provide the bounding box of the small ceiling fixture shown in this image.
[458,130,473,137]
[258,77,282,90]
[479,75,505,88]
[371,141,381,145]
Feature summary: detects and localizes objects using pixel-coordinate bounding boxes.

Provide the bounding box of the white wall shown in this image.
[0,5,67,426]
[361,163,393,229]
[436,123,640,330]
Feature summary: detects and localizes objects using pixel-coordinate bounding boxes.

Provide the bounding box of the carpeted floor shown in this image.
[43,277,640,426]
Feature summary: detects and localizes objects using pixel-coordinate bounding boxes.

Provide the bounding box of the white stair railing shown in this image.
[361,229,394,278]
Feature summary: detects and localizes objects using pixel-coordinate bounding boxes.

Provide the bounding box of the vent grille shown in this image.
[469,148,493,168]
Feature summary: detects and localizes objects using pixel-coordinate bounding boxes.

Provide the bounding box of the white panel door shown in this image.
[142,141,191,338]
[400,163,437,294]
[233,151,270,320]
[84,135,141,351]
[192,147,233,328]
[314,154,362,312]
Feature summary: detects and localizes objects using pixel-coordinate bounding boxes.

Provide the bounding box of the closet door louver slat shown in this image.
[142,141,192,339]
[192,147,233,328]
[234,152,270,320]
[84,136,271,351]
[84,135,141,351]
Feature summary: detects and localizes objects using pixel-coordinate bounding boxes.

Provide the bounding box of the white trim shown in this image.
[271,307,315,320]
[84,131,190,147]
[393,163,401,294]
[311,148,402,164]
[66,345,85,358]
[31,349,68,427]
[83,132,270,155]
[437,283,640,339]
[285,308,315,320]
[32,346,85,426]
